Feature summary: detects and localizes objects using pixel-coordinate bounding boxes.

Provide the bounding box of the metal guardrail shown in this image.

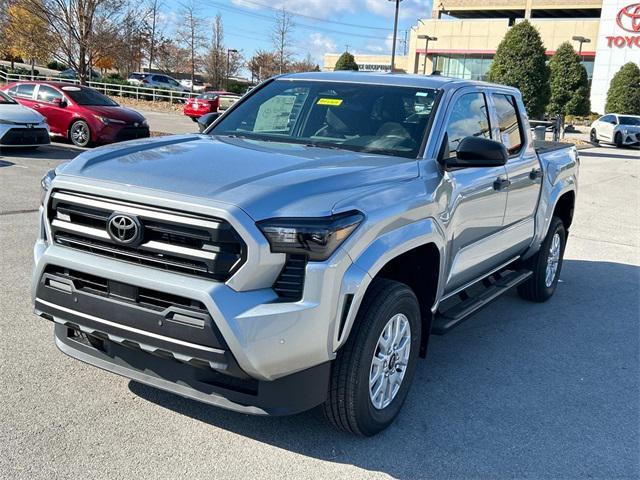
[0,69,200,104]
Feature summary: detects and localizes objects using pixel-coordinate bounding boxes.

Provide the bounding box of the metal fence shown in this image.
[0,69,200,104]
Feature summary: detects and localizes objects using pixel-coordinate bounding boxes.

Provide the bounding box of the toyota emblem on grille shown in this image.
[107,213,142,245]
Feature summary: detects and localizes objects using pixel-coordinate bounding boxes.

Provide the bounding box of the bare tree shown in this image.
[177,0,205,88]
[146,0,162,70]
[155,38,189,74]
[21,0,126,84]
[204,12,225,89]
[271,7,294,74]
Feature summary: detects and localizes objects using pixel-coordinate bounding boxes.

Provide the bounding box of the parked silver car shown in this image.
[0,90,49,148]
[141,73,189,92]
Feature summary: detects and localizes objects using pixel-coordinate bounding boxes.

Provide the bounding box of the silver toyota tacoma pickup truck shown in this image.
[33,72,578,436]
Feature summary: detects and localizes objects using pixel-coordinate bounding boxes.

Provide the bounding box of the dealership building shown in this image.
[323,0,639,113]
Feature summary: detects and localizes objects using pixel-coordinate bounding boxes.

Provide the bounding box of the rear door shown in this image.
[13,83,37,108]
[490,92,542,257]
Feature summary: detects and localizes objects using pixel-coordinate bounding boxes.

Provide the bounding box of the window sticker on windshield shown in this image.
[415,92,429,97]
[61,86,81,91]
[317,98,343,106]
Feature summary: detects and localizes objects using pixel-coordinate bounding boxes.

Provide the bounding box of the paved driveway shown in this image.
[0,144,638,479]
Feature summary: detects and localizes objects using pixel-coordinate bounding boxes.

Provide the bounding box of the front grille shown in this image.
[48,191,245,281]
[44,265,208,314]
[273,254,307,301]
[115,126,150,142]
[0,127,49,145]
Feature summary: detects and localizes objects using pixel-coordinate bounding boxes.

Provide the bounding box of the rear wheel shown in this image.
[614,132,623,148]
[69,120,91,147]
[518,216,566,302]
[590,129,599,144]
[323,278,421,436]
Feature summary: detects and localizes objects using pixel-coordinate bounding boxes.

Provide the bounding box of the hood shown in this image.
[59,134,419,219]
[85,105,145,124]
[0,103,45,124]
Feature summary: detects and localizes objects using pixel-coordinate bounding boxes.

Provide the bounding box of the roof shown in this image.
[277,71,517,93]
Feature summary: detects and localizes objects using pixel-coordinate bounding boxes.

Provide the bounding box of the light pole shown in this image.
[226,48,238,91]
[388,0,403,72]
[571,36,591,61]
[418,34,437,75]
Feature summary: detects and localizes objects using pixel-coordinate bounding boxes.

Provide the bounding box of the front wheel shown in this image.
[614,132,623,148]
[590,129,599,144]
[69,120,91,147]
[518,216,566,302]
[323,279,421,436]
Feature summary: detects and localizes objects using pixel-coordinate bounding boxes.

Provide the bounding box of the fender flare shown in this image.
[332,217,445,351]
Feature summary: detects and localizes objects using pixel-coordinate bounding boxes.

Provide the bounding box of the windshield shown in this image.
[209,80,438,158]
[63,86,118,106]
[0,91,17,104]
[618,116,640,126]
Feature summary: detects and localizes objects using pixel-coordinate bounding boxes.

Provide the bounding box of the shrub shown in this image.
[334,52,359,71]
[605,62,640,114]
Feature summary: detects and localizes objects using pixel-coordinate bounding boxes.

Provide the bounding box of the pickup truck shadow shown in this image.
[129,258,639,479]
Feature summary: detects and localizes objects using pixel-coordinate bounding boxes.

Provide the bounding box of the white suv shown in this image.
[590,114,640,148]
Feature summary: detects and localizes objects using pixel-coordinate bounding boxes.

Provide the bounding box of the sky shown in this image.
[160,0,434,69]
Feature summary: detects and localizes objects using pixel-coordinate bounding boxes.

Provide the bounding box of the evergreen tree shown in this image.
[605,62,640,114]
[489,20,550,117]
[547,42,590,116]
[334,51,358,71]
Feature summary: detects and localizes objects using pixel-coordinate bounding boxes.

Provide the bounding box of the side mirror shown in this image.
[197,112,221,133]
[445,136,508,169]
[52,98,66,108]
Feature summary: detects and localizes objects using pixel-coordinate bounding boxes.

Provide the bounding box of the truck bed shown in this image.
[534,140,574,155]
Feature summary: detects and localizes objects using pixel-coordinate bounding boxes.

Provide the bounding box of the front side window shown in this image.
[37,85,63,103]
[16,83,35,99]
[209,80,438,159]
[492,93,524,155]
[444,92,491,157]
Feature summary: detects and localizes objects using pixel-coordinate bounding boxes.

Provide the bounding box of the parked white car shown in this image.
[590,114,640,148]
[0,90,50,148]
[179,79,206,92]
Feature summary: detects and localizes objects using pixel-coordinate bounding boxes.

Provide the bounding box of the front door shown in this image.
[439,89,509,293]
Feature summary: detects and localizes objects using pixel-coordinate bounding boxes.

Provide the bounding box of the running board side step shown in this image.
[432,269,533,335]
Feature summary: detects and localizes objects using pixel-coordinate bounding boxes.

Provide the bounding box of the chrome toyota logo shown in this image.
[107,213,141,245]
[617,3,640,33]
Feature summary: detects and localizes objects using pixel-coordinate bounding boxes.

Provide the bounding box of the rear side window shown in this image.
[445,92,491,157]
[16,83,35,99]
[37,85,63,103]
[492,94,524,155]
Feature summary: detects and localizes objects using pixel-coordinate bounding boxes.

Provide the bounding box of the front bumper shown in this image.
[95,124,150,144]
[0,125,50,146]
[621,132,640,146]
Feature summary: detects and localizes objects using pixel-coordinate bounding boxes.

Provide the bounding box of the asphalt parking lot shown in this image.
[1,143,638,479]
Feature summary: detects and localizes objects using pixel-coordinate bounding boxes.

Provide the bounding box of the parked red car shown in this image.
[183,91,239,121]
[2,82,149,147]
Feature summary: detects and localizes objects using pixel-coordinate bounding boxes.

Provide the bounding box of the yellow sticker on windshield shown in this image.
[317,98,343,106]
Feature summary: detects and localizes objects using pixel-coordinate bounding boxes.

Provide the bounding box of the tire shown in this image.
[517,216,566,302]
[614,132,623,148]
[69,120,91,147]
[323,278,421,436]
[590,129,599,144]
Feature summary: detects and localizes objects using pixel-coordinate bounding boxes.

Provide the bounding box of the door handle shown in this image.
[493,177,511,191]
[529,167,542,180]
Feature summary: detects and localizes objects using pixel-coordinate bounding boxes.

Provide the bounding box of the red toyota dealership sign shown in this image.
[608,3,640,47]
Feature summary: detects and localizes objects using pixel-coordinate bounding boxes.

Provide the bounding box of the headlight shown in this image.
[94,115,126,125]
[40,169,56,206]
[257,211,364,261]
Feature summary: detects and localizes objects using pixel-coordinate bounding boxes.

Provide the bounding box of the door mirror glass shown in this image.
[52,98,66,108]
[445,136,508,169]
